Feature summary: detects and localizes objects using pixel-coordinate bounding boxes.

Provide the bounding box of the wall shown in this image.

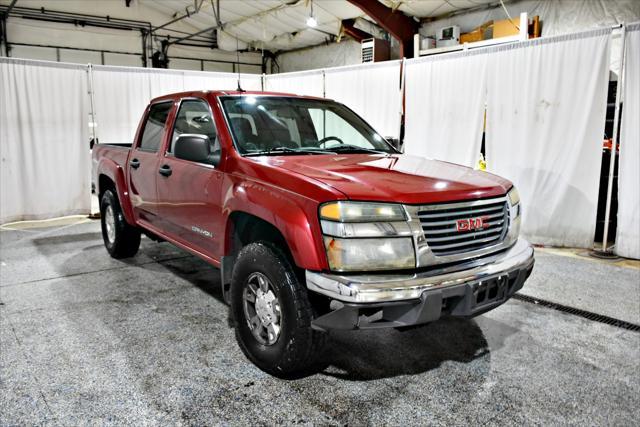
[276,39,361,73]
[1,0,263,73]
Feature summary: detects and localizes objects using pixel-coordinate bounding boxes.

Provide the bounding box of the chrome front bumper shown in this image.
[306,238,534,304]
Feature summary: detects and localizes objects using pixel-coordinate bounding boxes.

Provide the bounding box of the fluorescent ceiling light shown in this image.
[306,16,317,27]
[307,0,317,28]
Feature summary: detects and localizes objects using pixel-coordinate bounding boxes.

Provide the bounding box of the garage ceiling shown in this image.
[141,0,496,52]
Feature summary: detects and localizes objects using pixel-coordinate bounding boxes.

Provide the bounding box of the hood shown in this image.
[260,154,512,204]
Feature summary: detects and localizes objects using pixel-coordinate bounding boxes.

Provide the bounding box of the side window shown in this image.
[170,99,218,156]
[139,102,172,152]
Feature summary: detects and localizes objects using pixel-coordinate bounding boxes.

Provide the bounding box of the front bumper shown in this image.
[306,238,534,330]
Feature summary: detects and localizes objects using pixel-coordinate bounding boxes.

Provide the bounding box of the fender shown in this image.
[222,176,328,271]
[96,156,136,226]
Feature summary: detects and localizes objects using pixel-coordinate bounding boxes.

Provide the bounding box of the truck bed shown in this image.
[91,144,131,192]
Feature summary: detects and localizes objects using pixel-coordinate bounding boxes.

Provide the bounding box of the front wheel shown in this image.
[230,242,326,378]
[100,190,141,259]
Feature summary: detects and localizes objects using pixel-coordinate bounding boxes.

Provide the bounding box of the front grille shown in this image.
[417,199,509,256]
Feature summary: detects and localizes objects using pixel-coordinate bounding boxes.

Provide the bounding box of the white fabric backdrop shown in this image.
[182,70,262,92]
[486,28,612,248]
[264,70,324,97]
[0,58,90,223]
[92,65,262,146]
[324,61,402,138]
[92,66,153,146]
[615,23,640,259]
[404,51,488,167]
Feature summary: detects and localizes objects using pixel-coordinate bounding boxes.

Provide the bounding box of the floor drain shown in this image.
[513,293,640,332]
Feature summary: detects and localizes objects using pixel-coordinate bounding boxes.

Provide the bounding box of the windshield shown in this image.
[220,96,396,156]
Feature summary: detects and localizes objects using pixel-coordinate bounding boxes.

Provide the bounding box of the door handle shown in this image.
[130,158,140,169]
[158,164,172,177]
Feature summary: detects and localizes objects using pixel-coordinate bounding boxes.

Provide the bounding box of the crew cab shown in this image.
[92,90,534,377]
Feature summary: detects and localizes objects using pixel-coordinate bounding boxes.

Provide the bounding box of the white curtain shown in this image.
[92,66,263,146]
[324,61,402,138]
[92,66,153,146]
[0,58,90,223]
[404,52,488,167]
[148,69,186,99]
[183,70,262,92]
[264,70,324,97]
[486,28,612,248]
[615,23,640,259]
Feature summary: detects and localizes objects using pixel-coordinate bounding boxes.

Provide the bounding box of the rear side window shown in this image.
[139,102,172,152]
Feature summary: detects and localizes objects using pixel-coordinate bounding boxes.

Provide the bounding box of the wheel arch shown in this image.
[96,158,135,226]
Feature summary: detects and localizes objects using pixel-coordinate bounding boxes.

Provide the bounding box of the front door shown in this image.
[156,98,224,259]
[128,101,173,226]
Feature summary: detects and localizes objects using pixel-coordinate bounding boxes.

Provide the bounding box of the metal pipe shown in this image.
[5,0,18,16]
[7,41,261,68]
[154,0,206,31]
[87,64,97,143]
[154,9,192,31]
[0,5,151,29]
[141,30,148,67]
[602,25,627,252]
[0,15,6,56]
[167,24,219,46]
[170,54,258,67]
[8,41,141,57]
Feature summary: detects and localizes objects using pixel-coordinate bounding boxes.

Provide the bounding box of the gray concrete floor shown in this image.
[1,220,639,425]
[521,248,640,324]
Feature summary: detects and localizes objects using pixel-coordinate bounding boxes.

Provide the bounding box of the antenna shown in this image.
[236,35,244,92]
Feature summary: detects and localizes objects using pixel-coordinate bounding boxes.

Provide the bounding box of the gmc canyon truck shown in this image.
[92,90,534,377]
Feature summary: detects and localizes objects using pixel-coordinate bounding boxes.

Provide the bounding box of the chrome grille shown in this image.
[417,199,509,256]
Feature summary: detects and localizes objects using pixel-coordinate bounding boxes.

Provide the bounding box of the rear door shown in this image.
[128,101,174,226]
[156,97,224,259]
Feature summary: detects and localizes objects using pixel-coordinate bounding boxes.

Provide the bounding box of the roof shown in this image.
[139,0,496,52]
[150,89,327,104]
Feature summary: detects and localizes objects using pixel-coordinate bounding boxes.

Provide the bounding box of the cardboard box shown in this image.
[460,21,493,44]
[460,29,483,44]
[493,18,520,38]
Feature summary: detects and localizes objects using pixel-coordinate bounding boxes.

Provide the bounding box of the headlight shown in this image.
[320,201,415,271]
[320,201,406,222]
[507,186,520,207]
[323,236,415,272]
[507,186,521,239]
[507,186,521,219]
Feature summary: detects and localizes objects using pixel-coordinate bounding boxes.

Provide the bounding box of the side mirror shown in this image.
[175,134,219,166]
[386,137,403,153]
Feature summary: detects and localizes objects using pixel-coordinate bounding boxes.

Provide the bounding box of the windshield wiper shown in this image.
[245,146,336,156]
[329,144,386,154]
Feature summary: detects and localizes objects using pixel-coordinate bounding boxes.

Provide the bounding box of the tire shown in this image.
[230,242,326,378]
[100,189,141,259]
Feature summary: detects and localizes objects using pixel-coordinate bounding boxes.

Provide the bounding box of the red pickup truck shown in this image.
[92,90,534,377]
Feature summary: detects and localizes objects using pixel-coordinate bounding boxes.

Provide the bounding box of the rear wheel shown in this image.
[231,242,326,378]
[100,190,141,258]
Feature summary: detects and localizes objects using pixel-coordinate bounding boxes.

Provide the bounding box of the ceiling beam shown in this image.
[341,19,372,43]
[347,0,419,58]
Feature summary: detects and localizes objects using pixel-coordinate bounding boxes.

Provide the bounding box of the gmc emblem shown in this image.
[456,216,490,232]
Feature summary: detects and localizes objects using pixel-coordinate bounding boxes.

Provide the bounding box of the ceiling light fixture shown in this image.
[306,0,317,27]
